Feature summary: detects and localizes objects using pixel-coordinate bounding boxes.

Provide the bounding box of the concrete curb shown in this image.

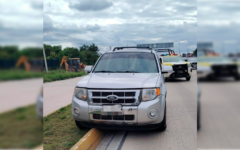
[34,144,43,150]
[44,104,71,117]
[44,108,59,117]
[71,128,105,150]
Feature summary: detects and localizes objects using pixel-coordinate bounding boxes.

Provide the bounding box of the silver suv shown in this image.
[72,47,167,131]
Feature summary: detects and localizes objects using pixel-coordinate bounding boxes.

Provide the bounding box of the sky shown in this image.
[0,0,43,48]
[198,0,240,54]
[43,0,197,53]
[1,0,238,54]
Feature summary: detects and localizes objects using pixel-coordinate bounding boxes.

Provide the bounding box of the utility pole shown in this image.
[43,44,48,73]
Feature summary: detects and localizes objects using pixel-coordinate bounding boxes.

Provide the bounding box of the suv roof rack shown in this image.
[113,46,152,51]
[155,49,175,55]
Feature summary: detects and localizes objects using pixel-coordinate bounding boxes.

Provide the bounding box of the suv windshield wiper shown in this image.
[94,70,116,73]
[116,71,140,73]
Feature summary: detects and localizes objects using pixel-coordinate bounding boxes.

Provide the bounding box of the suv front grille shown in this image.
[93,114,135,121]
[92,91,135,97]
[88,90,140,105]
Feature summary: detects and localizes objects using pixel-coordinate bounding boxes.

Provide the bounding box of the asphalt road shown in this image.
[43,76,85,116]
[198,79,240,149]
[0,78,42,113]
[121,71,197,150]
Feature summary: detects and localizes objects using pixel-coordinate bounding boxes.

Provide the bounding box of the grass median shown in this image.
[0,69,43,81]
[0,105,43,148]
[43,69,87,83]
[43,105,89,150]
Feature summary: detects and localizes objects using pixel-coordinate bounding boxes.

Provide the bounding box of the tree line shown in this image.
[193,48,197,56]
[44,44,101,65]
[0,46,43,60]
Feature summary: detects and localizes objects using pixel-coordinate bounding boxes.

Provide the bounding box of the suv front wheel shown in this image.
[75,120,89,130]
[155,102,167,132]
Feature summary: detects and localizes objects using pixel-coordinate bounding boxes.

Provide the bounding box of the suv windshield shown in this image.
[93,52,158,73]
[163,56,183,62]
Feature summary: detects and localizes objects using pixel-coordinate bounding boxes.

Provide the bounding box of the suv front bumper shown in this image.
[72,94,166,127]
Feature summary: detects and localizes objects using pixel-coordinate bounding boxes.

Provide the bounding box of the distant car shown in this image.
[161,55,192,81]
[185,57,197,70]
[84,65,93,73]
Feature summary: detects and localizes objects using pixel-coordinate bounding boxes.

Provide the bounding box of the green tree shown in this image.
[193,48,197,56]
[47,51,58,59]
[62,47,79,58]
[44,44,62,57]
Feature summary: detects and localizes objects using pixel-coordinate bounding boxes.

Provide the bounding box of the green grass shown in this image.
[0,105,43,149]
[43,105,89,150]
[43,69,87,83]
[0,69,43,81]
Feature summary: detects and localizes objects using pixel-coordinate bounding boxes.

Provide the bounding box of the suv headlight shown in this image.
[74,88,87,101]
[142,88,160,101]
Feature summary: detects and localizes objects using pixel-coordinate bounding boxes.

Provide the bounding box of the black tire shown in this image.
[165,77,168,82]
[186,76,191,81]
[75,120,89,130]
[156,102,167,132]
[234,75,240,81]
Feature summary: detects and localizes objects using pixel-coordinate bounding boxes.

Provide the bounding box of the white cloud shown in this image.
[43,0,197,52]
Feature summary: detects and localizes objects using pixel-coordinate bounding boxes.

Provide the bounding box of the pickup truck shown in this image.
[161,55,192,81]
[72,47,167,131]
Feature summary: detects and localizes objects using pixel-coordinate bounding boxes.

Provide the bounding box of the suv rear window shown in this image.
[93,52,158,73]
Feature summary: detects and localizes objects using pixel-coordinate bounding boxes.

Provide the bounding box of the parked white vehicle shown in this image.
[72,47,167,131]
[161,55,192,81]
[84,65,93,73]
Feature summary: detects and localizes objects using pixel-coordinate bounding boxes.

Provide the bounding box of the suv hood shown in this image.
[76,73,159,89]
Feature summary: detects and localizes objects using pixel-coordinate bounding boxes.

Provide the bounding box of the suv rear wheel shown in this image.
[186,76,191,81]
[234,75,240,81]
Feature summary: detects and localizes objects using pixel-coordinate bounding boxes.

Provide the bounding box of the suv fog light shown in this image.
[74,107,80,116]
[149,109,157,118]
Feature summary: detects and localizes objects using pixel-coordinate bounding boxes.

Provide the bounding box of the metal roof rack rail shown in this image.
[155,49,175,55]
[113,46,152,51]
